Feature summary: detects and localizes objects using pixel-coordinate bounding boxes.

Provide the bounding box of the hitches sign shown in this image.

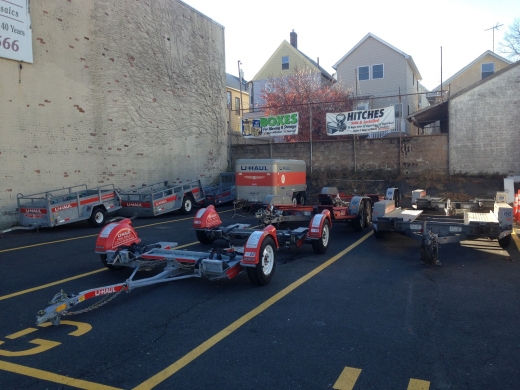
[241,112,299,138]
[326,106,395,135]
[0,0,33,63]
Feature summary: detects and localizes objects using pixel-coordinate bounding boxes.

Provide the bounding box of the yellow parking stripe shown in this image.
[134,231,374,389]
[408,378,430,389]
[333,366,362,389]
[0,360,122,390]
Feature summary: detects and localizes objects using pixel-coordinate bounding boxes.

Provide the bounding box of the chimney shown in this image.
[290,30,297,49]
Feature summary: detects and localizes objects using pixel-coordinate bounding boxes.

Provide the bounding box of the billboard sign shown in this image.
[0,0,33,63]
[326,106,395,135]
[242,112,299,138]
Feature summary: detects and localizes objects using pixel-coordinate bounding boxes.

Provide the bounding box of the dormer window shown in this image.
[282,56,289,70]
[482,63,494,79]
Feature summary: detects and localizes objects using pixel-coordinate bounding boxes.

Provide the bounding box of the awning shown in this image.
[407,100,448,128]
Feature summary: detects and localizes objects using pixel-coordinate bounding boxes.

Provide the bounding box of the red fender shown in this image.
[307,209,332,239]
[193,205,222,229]
[95,218,141,254]
[241,225,279,266]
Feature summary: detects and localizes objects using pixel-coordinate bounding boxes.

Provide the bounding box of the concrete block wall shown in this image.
[0,0,228,228]
[231,134,448,174]
[449,62,520,174]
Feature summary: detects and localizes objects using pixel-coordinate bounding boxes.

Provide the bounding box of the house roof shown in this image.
[431,50,512,92]
[252,40,333,81]
[332,33,422,81]
[226,73,248,92]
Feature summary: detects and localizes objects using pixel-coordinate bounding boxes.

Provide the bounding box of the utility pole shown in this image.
[485,23,503,52]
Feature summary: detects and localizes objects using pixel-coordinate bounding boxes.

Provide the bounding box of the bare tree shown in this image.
[499,18,520,61]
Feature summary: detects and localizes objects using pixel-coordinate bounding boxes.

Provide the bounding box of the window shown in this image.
[226,91,231,108]
[358,66,369,80]
[412,73,415,85]
[372,64,384,79]
[235,97,240,115]
[482,62,494,79]
[282,56,289,70]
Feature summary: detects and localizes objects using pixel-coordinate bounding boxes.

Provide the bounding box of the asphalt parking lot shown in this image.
[1,206,520,389]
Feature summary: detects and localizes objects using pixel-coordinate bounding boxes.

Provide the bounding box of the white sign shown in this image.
[0,0,33,63]
[326,106,395,135]
[241,112,299,137]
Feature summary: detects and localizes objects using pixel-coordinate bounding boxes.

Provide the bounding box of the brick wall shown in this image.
[231,134,448,174]
[449,62,520,174]
[0,0,228,228]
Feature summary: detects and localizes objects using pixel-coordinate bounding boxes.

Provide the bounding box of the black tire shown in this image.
[364,200,372,227]
[297,193,306,206]
[292,196,298,206]
[247,236,276,286]
[180,195,194,215]
[498,234,512,249]
[100,254,123,270]
[196,230,214,245]
[312,220,330,254]
[352,201,366,232]
[374,229,385,239]
[89,207,107,227]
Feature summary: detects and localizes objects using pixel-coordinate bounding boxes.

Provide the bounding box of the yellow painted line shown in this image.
[0,209,234,254]
[6,328,38,339]
[333,366,362,390]
[38,320,92,337]
[0,360,122,390]
[408,378,430,390]
[0,241,198,302]
[0,338,61,357]
[134,231,374,389]
[512,231,520,252]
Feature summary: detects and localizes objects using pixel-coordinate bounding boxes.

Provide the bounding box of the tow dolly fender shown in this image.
[193,205,222,229]
[95,218,141,254]
[240,225,279,266]
[348,196,365,216]
[307,209,332,239]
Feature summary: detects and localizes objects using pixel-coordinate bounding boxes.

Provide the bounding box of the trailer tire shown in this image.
[180,195,194,215]
[373,229,385,239]
[498,234,511,249]
[297,193,306,206]
[89,207,107,227]
[352,201,366,232]
[196,230,214,245]
[364,200,372,227]
[312,220,330,254]
[247,236,276,286]
[100,254,123,270]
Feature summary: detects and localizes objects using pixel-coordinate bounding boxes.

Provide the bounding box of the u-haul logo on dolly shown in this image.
[112,229,138,247]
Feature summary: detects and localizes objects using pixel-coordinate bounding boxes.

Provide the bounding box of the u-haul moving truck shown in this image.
[235,159,307,205]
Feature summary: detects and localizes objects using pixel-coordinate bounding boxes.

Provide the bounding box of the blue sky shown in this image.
[182,0,518,91]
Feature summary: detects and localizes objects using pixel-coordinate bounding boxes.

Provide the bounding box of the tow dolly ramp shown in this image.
[372,190,513,265]
[36,217,278,326]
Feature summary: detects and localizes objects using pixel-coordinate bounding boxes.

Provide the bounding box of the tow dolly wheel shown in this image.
[312,220,330,254]
[196,230,214,245]
[498,234,512,249]
[89,207,107,227]
[364,201,372,227]
[180,196,194,215]
[247,236,276,286]
[352,201,366,232]
[100,254,123,270]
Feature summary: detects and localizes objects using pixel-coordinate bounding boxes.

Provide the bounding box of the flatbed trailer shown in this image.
[255,187,399,232]
[2,184,121,234]
[372,193,513,265]
[193,204,332,254]
[118,180,204,217]
[37,218,279,326]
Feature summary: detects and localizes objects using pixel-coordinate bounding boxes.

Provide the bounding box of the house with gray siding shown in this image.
[333,33,425,136]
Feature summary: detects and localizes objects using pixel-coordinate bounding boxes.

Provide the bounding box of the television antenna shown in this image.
[484,23,503,52]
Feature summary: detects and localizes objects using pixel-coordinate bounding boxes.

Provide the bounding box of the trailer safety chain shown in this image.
[61,286,126,317]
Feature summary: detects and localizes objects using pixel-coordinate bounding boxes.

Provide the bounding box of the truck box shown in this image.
[235,159,307,205]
